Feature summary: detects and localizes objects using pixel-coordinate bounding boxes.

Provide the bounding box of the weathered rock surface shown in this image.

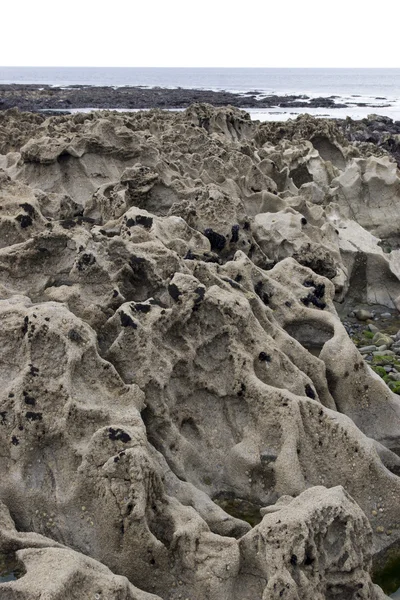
[0,500,162,599]
[329,155,400,239]
[239,486,387,600]
[0,105,399,599]
[0,486,386,600]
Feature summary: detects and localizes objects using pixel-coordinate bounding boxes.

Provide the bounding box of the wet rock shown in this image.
[355,309,374,321]
[372,333,394,348]
[359,345,377,354]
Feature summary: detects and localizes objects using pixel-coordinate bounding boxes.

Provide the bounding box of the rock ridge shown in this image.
[0,104,399,599]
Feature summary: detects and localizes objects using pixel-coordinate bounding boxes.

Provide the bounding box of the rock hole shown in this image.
[0,551,26,583]
[284,320,334,357]
[311,135,346,170]
[212,491,263,528]
[289,164,313,188]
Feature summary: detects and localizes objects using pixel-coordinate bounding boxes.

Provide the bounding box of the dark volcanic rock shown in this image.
[0,84,356,113]
[340,114,400,167]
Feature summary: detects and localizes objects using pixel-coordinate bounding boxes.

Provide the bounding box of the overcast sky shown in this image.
[2,0,400,68]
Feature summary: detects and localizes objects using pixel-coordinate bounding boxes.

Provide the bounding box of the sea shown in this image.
[1,67,400,122]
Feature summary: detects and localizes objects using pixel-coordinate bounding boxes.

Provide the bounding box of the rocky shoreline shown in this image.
[0,83,392,112]
[2,85,400,169]
[1,104,400,598]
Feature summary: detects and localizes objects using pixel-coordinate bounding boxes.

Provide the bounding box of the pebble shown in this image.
[355,309,373,321]
[372,333,394,347]
[372,350,395,357]
[377,345,388,352]
[368,324,379,333]
[381,312,392,318]
[359,345,376,353]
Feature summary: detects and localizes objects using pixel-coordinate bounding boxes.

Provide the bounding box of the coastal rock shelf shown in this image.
[0,105,400,599]
[0,84,372,112]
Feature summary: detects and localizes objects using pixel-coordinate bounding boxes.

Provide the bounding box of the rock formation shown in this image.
[1,105,400,598]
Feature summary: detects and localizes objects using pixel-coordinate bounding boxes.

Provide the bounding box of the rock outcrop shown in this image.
[1,105,400,599]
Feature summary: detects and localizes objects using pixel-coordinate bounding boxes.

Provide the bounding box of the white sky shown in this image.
[2,0,400,68]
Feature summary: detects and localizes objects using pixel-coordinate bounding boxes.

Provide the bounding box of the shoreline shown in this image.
[0,83,394,113]
[1,86,400,166]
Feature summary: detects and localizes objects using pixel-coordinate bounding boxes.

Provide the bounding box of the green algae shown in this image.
[373,550,400,596]
[213,494,263,528]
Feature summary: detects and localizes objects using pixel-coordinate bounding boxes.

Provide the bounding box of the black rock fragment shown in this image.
[19,203,35,216]
[129,256,145,269]
[23,391,36,406]
[108,427,132,443]
[204,228,226,251]
[184,249,195,260]
[60,219,76,229]
[305,384,316,399]
[22,316,29,335]
[133,303,151,313]
[25,412,43,421]
[301,280,326,309]
[119,312,137,328]
[135,215,153,229]
[29,365,39,377]
[168,283,182,302]
[230,224,240,243]
[194,286,205,305]
[16,214,33,228]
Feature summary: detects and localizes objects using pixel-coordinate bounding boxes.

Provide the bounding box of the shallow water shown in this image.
[0,552,23,584]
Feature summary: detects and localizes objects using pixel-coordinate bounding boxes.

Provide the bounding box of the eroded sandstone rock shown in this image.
[0,106,398,599]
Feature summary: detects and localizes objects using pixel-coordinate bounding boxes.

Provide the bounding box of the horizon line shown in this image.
[2,65,400,70]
